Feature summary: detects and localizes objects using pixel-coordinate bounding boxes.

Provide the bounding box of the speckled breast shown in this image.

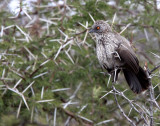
[96,40,116,69]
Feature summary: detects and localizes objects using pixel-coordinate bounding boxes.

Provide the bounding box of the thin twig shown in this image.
[60,107,94,125]
[150,64,160,73]
[144,65,154,126]
[112,85,136,126]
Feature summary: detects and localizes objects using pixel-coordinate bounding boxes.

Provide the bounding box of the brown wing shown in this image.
[117,45,139,74]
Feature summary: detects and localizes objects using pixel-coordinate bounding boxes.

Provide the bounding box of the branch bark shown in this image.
[112,85,136,126]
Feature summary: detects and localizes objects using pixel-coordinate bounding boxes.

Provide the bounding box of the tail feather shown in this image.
[137,67,150,90]
[123,67,150,94]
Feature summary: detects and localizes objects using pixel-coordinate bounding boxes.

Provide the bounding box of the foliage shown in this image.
[0,0,160,126]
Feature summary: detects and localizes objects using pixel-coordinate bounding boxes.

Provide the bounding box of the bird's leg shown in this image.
[110,70,116,83]
[111,67,121,84]
[100,67,112,87]
[114,67,118,83]
[107,74,111,87]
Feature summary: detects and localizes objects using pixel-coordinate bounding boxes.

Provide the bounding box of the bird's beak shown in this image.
[89,28,94,33]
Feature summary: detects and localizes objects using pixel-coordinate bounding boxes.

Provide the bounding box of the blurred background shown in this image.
[0,0,160,125]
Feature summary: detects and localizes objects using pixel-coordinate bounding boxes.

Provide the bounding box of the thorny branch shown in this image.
[1,0,160,126]
[112,85,136,126]
[61,107,93,126]
[108,64,160,126]
[150,64,160,74]
[145,63,160,126]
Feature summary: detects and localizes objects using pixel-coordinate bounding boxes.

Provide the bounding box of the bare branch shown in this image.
[112,85,136,126]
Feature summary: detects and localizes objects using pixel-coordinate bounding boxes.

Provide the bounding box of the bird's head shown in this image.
[89,20,112,34]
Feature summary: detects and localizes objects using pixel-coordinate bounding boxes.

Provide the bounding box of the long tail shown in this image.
[123,67,150,94]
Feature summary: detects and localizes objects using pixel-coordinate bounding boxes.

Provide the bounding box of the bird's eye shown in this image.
[96,26,100,30]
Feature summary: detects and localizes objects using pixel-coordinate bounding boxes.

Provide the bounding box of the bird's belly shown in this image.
[96,44,115,69]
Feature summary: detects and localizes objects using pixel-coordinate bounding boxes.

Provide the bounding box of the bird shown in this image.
[89,20,150,94]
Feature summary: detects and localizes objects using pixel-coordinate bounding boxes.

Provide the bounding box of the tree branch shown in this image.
[112,85,136,126]
[150,64,160,74]
[60,107,93,126]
